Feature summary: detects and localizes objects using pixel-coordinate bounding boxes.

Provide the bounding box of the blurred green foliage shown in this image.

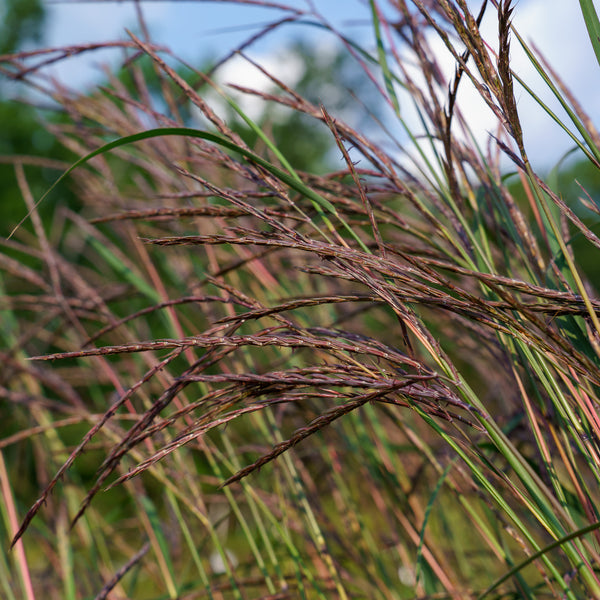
[0,0,75,236]
[556,156,600,286]
[0,0,44,55]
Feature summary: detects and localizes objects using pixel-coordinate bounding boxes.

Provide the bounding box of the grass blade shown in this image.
[579,0,600,69]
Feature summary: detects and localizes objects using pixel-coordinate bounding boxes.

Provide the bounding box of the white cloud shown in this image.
[192,50,306,125]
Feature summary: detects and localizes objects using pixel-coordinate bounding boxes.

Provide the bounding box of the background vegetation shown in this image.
[2,1,600,598]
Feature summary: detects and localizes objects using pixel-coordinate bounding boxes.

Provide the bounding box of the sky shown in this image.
[43,0,372,83]
[37,0,600,170]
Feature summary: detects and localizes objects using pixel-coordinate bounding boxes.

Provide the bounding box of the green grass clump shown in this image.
[2,1,600,598]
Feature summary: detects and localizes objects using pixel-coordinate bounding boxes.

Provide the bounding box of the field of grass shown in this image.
[2,1,600,598]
